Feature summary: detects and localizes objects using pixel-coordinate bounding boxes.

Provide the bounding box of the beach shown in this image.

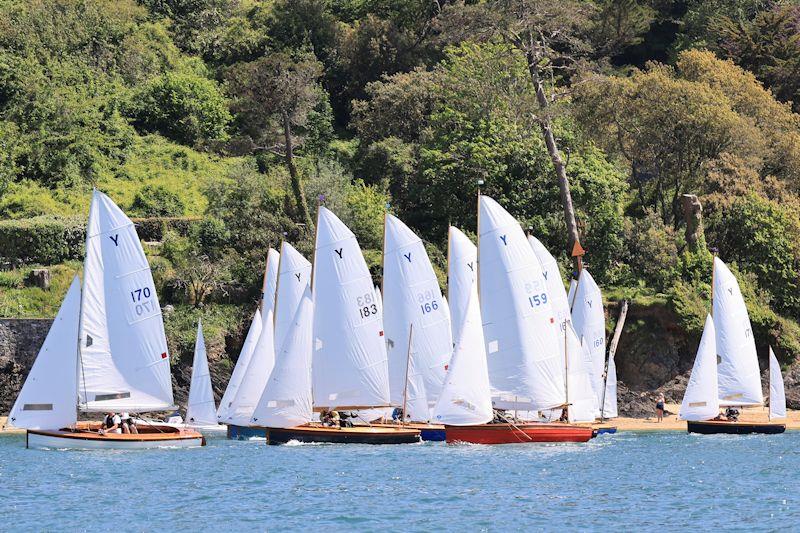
[610,404,800,431]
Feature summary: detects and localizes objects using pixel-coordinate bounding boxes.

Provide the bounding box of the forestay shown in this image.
[679,315,719,421]
[217,309,262,421]
[478,196,565,411]
[186,320,218,426]
[383,214,452,410]
[312,207,390,409]
[447,226,477,344]
[251,288,314,428]
[433,283,493,425]
[565,323,598,423]
[78,190,174,412]
[261,248,280,319]
[227,309,276,425]
[8,277,81,430]
[273,242,312,352]
[570,269,606,412]
[769,347,786,420]
[713,258,763,406]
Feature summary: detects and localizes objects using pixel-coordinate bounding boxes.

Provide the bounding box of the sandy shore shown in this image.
[609,403,800,431]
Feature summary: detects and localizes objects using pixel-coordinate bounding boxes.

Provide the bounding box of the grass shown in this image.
[0,261,83,318]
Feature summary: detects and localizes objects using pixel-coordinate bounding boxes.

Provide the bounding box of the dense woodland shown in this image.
[2,0,800,386]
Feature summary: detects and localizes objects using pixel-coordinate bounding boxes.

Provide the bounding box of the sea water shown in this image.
[0,431,797,531]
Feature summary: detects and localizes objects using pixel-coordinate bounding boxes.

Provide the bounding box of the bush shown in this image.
[0,216,85,264]
[130,184,187,217]
[130,216,201,241]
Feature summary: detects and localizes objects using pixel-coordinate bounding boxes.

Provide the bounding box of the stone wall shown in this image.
[0,318,52,414]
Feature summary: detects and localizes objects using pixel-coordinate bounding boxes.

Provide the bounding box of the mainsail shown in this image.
[217,309,262,420]
[383,214,452,411]
[565,323,598,423]
[227,309,275,425]
[570,269,606,411]
[273,242,312,353]
[251,288,314,428]
[433,283,493,425]
[78,190,174,412]
[478,196,565,410]
[769,347,786,420]
[186,320,218,426]
[261,248,280,318]
[528,235,571,334]
[713,258,763,406]
[8,277,81,430]
[601,350,619,419]
[679,315,719,421]
[312,207,390,409]
[447,227,477,344]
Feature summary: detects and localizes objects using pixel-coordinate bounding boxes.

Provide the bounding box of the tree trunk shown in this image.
[283,110,314,233]
[526,51,582,267]
[681,194,704,252]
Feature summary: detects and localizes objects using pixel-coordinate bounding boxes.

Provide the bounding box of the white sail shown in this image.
[227,309,276,425]
[383,214,452,408]
[601,351,618,419]
[769,347,786,420]
[713,257,763,406]
[78,190,174,412]
[568,278,577,308]
[565,323,598,423]
[433,283,493,425]
[186,320,217,426]
[8,277,81,430]
[447,226,477,344]
[217,309,262,421]
[478,196,565,410]
[273,242,312,352]
[402,337,433,422]
[251,288,314,428]
[374,285,383,315]
[679,315,719,421]
[261,248,280,319]
[528,236,571,332]
[312,206,390,409]
[570,269,606,411]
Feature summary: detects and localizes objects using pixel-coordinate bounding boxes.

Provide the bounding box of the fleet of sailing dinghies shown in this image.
[185,320,222,430]
[681,258,786,435]
[12,190,204,449]
[217,309,262,421]
[570,268,608,415]
[383,213,452,421]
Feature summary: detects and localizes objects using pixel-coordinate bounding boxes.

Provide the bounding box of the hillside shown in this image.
[2,0,800,415]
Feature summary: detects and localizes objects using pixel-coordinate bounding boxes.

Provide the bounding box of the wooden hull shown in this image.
[687,420,786,435]
[445,423,596,444]
[26,424,205,450]
[263,425,421,445]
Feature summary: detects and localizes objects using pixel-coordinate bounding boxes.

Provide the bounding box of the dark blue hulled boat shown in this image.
[227,424,266,440]
[687,420,785,435]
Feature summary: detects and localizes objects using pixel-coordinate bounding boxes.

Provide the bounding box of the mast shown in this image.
[563,319,569,420]
[76,190,96,416]
[401,324,414,425]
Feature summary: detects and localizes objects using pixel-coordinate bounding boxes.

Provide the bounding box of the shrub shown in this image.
[130,184,187,217]
[0,216,85,264]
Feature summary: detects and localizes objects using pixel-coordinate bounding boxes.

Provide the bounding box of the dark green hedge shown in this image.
[0,216,201,265]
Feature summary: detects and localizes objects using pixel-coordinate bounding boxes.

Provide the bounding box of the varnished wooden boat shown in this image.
[445,423,596,444]
[26,422,205,450]
[262,424,421,445]
[687,420,786,435]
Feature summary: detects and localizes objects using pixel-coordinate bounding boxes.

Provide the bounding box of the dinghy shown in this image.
[217,309,262,426]
[11,191,204,449]
[251,207,419,445]
[682,258,785,435]
[178,320,225,433]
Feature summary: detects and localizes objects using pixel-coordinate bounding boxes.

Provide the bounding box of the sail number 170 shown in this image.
[130,287,154,316]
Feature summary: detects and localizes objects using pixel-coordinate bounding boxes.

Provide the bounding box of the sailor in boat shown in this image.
[120,412,139,434]
[100,412,122,435]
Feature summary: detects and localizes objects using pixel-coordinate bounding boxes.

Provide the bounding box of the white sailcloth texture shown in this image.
[186,320,218,426]
[78,190,174,412]
[570,269,606,411]
[447,227,477,343]
[478,196,565,410]
[713,258,763,406]
[402,339,433,422]
[251,289,314,428]
[217,309,262,420]
[383,214,452,409]
[528,236,571,333]
[8,277,81,430]
[679,315,719,421]
[312,207,390,409]
[601,351,618,419]
[227,309,276,425]
[769,347,786,420]
[261,248,280,318]
[433,284,493,425]
[273,242,312,351]
[565,323,598,423]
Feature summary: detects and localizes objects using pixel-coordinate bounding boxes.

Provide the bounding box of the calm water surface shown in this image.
[0,431,797,531]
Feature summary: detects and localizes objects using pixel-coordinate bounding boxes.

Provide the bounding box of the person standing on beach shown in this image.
[656,393,665,422]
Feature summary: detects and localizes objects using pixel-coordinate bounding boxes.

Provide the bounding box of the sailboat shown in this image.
[182,320,225,433]
[217,308,262,423]
[381,214,451,440]
[444,196,594,444]
[682,258,785,434]
[570,268,609,417]
[10,191,204,449]
[253,207,419,444]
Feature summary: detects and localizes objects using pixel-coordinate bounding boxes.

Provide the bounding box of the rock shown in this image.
[25,268,50,289]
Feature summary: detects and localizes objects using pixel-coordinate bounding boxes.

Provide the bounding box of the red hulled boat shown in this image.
[445,423,595,444]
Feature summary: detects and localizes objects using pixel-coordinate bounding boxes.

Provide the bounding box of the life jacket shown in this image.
[104,414,117,429]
